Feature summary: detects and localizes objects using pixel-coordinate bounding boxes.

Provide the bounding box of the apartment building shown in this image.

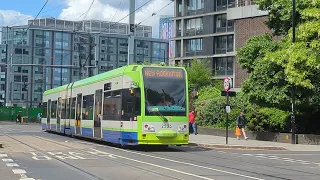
[1,18,169,107]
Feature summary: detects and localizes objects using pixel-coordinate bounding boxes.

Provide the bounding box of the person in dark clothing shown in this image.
[236,111,248,140]
[17,113,22,124]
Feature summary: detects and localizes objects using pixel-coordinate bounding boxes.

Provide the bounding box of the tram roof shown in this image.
[43,65,185,96]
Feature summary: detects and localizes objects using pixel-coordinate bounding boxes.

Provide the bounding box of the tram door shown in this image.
[94,89,102,138]
[57,98,61,132]
[75,94,82,135]
[47,99,51,129]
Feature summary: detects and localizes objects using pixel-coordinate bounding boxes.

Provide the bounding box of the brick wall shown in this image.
[234,16,275,88]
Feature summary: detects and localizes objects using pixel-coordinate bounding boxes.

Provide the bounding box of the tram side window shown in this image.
[57,98,61,119]
[82,94,94,120]
[76,94,82,120]
[42,102,47,118]
[112,90,122,120]
[135,88,141,116]
[66,99,70,119]
[103,92,112,120]
[70,98,76,119]
[51,101,57,118]
[121,89,133,121]
[61,99,66,119]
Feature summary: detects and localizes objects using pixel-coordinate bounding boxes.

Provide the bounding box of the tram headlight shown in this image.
[143,124,155,132]
[178,124,187,132]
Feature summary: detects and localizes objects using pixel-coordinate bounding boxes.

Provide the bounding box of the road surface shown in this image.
[0,122,319,180]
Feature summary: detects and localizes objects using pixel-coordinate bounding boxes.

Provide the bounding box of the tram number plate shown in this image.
[162,123,172,129]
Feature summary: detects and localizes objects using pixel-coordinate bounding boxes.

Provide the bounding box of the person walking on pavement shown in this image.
[17,113,21,124]
[189,109,198,135]
[236,111,248,140]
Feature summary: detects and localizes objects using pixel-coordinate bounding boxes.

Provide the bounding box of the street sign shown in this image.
[226,106,231,113]
[223,77,232,91]
[221,91,236,97]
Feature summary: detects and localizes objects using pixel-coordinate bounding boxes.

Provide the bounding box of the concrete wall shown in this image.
[198,127,320,145]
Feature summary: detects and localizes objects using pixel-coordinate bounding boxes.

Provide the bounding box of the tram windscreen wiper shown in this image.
[145,101,168,122]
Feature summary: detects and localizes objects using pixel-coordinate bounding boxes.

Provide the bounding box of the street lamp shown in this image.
[291,0,296,144]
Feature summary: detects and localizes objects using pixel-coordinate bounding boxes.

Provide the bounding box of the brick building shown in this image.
[171,0,270,88]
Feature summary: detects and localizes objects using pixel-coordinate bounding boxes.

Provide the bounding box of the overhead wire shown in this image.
[26,0,50,32]
[137,1,173,26]
[110,0,124,22]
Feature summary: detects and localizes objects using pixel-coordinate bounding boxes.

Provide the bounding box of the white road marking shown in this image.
[2,158,14,162]
[20,178,35,180]
[254,154,320,156]
[30,152,52,161]
[240,154,315,165]
[12,169,27,174]
[90,149,214,180]
[0,154,8,157]
[91,148,264,180]
[6,163,19,167]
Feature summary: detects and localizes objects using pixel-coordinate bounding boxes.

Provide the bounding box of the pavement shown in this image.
[189,134,320,151]
[0,121,320,180]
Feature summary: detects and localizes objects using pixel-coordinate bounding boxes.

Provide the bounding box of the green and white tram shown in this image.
[41,65,192,145]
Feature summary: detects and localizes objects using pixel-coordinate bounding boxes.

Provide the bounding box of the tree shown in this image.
[184,59,212,88]
[237,2,320,112]
[254,0,320,36]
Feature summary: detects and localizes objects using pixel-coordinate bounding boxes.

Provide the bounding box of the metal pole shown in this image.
[226,91,229,144]
[291,0,296,144]
[128,0,135,65]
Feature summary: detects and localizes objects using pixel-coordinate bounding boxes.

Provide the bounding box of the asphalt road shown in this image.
[0,122,320,180]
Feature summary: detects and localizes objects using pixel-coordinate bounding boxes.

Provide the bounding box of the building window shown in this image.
[214,57,234,76]
[216,14,227,32]
[217,0,227,11]
[215,36,227,54]
[119,39,128,46]
[186,0,204,15]
[227,35,234,52]
[227,20,235,32]
[186,38,203,56]
[186,18,203,36]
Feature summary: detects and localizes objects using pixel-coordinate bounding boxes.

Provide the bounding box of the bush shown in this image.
[193,86,290,132]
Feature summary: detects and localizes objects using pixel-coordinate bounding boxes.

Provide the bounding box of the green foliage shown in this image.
[185,59,212,88]
[237,33,278,73]
[254,0,320,36]
[246,108,290,132]
[237,5,320,111]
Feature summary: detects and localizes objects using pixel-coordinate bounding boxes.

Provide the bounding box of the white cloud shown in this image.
[58,0,174,38]
[0,10,33,27]
[0,10,33,42]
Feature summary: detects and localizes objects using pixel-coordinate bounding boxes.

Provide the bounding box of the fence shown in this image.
[0,106,42,122]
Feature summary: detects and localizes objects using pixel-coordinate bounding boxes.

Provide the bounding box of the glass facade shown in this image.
[1,24,168,107]
[173,0,235,78]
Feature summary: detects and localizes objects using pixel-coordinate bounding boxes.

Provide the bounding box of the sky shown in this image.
[0,0,174,38]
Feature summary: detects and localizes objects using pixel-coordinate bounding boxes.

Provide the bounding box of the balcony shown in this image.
[227,2,268,20]
[186,8,204,16]
[185,29,204,37]
[185,50,205,57]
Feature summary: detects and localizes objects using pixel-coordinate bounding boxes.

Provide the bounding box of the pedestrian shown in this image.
[188,109,198,135]
[236,111,248,140]
[37,113,41,123]
[17,113,21,124]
